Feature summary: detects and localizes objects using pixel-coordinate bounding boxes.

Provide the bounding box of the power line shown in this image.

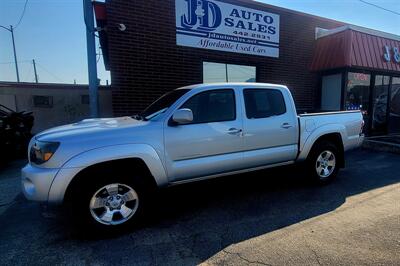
[358,0,400,16]
[0,60,30,65]
[35,62,64,83]
[24,65,32,82]
[13,0,29,29]
[0,61,19,65]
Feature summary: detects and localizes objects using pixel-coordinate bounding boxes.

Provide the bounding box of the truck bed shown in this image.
[296,110,364,161]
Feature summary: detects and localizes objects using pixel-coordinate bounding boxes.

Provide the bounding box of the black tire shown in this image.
[306,140,340,185]
[65,166,149,236]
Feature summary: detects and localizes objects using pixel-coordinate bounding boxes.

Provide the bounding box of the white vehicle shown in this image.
[22,83,364,231]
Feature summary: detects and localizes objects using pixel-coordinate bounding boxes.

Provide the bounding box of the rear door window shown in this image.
[243,89,286,119]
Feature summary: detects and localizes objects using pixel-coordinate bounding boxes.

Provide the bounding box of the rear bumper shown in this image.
[21,164,59,202]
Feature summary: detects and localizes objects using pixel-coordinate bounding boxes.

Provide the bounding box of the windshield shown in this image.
[140,89,190,120]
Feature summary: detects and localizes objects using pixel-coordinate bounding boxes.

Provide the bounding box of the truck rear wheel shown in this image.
[307,141,340,184]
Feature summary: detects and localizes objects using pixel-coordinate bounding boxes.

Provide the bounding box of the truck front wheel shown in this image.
[88,182,140,226]
[307,141,340,184]
[66,168,147,235]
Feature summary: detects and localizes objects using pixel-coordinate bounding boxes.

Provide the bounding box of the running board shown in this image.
[169,161,295,186]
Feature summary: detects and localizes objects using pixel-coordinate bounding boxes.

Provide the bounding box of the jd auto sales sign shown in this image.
[175,0,280,57]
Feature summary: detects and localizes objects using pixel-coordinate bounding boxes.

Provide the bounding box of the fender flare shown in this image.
[48,144,168,204]
[297,124,347,162]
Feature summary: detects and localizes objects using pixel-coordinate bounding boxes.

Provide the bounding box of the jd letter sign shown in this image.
[175,0,280,58]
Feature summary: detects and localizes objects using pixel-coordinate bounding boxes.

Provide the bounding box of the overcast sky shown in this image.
[0,0,399,84]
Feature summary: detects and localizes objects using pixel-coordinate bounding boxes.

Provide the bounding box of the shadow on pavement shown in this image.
[0,150,399,265]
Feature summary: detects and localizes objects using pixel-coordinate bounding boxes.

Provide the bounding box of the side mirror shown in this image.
[172,108,193,124]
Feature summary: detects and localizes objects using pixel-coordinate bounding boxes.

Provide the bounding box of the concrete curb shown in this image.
[362,139,400,154]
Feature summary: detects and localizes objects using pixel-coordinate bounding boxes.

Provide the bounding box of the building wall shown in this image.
[0,83,113,133]
[106,0,345,116]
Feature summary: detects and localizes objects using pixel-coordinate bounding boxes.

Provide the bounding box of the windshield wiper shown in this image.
[132,114,146,121]
[144,108,167,121]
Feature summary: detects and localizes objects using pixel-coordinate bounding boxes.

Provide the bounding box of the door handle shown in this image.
[281,123,292,129]
[227,128,242,135]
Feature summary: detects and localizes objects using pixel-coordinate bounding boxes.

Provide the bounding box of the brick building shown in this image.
[94,0,400,135]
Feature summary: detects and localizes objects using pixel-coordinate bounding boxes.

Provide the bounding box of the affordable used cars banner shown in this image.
[175,0,280,57]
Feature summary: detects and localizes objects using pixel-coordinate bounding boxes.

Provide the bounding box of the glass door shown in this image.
[371,75,390,135]
[388,77,400,134]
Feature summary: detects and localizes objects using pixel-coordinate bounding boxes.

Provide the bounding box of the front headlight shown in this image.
[30,140,60,165]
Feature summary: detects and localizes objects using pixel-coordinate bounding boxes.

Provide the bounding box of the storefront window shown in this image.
[203,62,256,83]
[389,77,400,134]
[321,74,342,111]
[345,72,371,112]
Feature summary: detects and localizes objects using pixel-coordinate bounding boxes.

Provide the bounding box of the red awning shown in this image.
[93,1,109,70]
[310,26,400,73]
[93,1,107,20]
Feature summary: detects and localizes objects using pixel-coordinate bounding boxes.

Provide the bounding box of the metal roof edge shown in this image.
[316,25,400,42]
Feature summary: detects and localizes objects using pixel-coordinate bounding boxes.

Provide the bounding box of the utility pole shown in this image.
[0,25,20,82]
[32,59,38,83]
[225,64,229,82]
[10,26,20,82]
[83,0,99,118]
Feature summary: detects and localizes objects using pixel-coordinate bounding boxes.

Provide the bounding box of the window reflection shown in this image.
[227,64,256,82]
[389,77,400,134]
[390,77,400,117]
[372,75,390,134]
[203,62,227,83]
[203,62,256,83]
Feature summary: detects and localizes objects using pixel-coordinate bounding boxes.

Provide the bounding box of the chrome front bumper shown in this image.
[21,164,59,202]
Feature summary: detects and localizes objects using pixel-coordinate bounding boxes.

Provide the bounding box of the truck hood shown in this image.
[30,116,164,169]
[36,117,147,142]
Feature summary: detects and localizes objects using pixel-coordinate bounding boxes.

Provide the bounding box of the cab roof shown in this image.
[177,82,289,91]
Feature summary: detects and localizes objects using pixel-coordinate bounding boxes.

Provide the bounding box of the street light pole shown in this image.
[0,25,20,82]
[83,0,99,118]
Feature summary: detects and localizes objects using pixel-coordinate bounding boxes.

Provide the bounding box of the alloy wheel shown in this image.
[315,150,336,178]
[89,183,139,225]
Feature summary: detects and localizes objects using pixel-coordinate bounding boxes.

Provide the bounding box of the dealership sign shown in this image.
[383,45,400,63]
[175,0,280,57]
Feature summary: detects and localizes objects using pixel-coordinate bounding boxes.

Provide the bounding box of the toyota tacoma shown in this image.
[22,83,364,231]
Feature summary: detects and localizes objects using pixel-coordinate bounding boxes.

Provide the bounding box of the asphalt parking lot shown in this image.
[0,149,399,265]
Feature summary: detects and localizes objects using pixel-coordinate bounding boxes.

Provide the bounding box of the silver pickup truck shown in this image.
[22,83,364,231]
